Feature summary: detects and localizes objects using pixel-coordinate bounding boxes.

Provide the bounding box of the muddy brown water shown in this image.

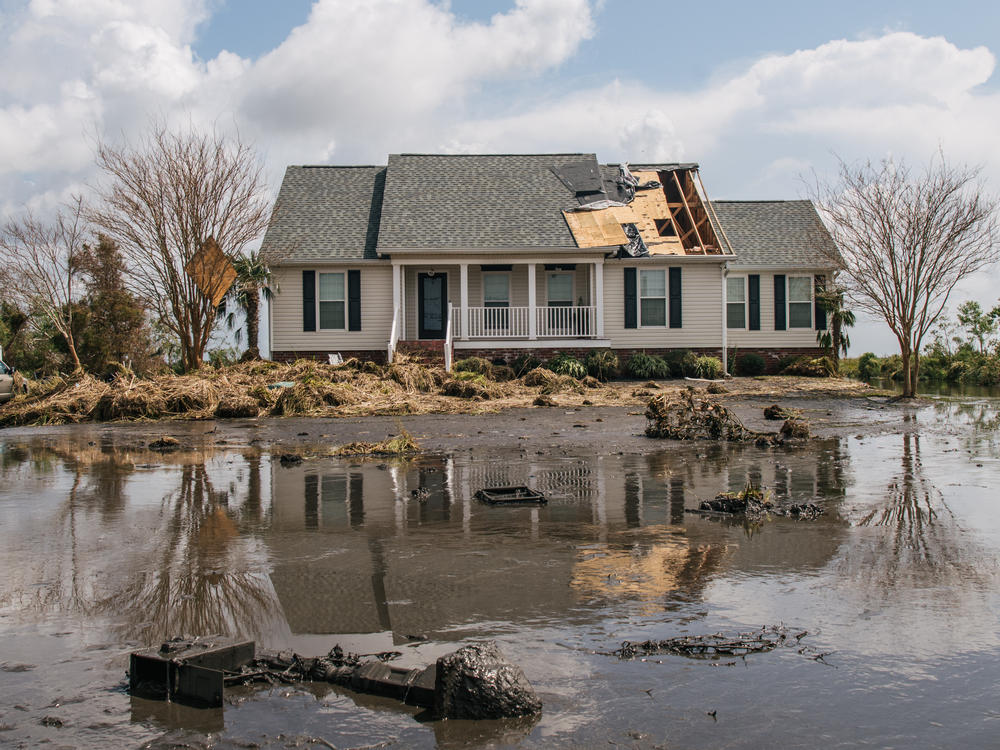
[0,396,998,749]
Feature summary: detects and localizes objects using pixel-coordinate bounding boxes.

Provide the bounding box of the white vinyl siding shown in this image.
[788,276,812,328]
[726,270,829,348]
[726,276,746,329]
[270,264,393,352]
[604,262,723,348]
[639,269,667,327]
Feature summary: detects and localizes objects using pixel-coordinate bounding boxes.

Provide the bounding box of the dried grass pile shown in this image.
[645,389,780,445]
[215,394,261,419]
[94,379,168,421]
[271,381,361,416]
[335,430,419,456]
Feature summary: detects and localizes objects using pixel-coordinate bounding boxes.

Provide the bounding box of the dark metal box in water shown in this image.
[474,486,547,505]
[129,638,255,708]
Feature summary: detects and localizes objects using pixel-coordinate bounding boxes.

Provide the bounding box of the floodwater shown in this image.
[1,399,998,749]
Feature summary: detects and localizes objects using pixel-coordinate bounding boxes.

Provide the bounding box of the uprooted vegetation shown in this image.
[645,389,810,445]
[687,481,825,522]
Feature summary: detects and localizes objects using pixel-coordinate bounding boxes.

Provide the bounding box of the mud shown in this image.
[0,392,998,748]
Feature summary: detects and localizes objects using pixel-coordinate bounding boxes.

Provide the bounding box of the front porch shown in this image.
[388,259,607,365]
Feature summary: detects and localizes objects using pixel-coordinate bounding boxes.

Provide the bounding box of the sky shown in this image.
[3,0,1000,354]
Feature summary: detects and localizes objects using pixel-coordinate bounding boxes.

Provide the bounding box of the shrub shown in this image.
[511,354,542,377]
[680,351,700,378]
[693,356,723,380]
[625,351,671,379]
[454,357,493,378]
[965,358,1000,385]
[661,350,690,378]
[585,349,619,381]
[775,354,801,374]
[781,356,836,377]
[734,353,766,376]
[547,352,587,379]
[856,352,880,380]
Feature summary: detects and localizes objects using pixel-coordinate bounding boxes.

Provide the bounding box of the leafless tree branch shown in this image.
[809,153,1000,396]
[90,121,272,371]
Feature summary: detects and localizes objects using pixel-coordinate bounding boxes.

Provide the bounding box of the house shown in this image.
[261,153,837,371]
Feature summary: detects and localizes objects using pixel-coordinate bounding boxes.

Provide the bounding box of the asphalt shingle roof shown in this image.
[710,200,839,268]
[375,153,586,250]
[261,165,385,261]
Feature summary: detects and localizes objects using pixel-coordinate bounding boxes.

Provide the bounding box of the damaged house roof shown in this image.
[261,154,834,266]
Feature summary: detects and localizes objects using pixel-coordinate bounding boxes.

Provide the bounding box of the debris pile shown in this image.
[644,390,780,445]
[763,403,790,420]
[614,625,809,660]
[689,482,824,522]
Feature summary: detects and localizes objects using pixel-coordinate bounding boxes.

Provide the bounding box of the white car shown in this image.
[0,361,14,403]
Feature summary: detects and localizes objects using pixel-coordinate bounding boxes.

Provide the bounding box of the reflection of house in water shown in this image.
[267,442,849,637]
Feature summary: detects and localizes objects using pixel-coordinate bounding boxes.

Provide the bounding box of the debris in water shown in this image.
[148,436,179,451]
[475,486,547,505]
[645,390,780,445]
[614,625,808,660]
[763,404,790,420]
[687,482,824,522]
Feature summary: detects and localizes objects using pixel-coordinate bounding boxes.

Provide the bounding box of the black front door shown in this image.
[418,273,448,339]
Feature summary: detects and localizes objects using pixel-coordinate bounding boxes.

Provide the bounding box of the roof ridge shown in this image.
[290,164,386,169]
[390,152,594,157]
[712,199,811,204]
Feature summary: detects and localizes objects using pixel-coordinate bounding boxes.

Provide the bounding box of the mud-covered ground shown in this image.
[1,387,998,749]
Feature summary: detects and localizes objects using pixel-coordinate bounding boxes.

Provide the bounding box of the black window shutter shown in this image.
[302,270,316,332]
[748,274,760,331]
[669,267,682,328]
[348,269,362,331]
[773,274,786,331]
[814,275,827,330]
[624,267,637,329]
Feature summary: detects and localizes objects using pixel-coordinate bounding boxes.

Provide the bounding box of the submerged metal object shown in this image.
[475,486,547,505]
[129,638,255,708]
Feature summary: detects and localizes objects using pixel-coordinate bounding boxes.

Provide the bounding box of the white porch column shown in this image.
[594,260,605,338]
[527,262,537,340]
[460,263,469,340]
[392,262,401,327]
[721,264,728,375]
[399,265,406,341]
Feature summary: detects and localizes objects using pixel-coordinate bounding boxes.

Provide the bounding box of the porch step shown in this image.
[395,340,447,364]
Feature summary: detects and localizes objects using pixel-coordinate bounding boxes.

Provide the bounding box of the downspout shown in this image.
[721,262,729,376]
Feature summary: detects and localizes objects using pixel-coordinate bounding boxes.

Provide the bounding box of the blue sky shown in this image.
[3,0,1000,353]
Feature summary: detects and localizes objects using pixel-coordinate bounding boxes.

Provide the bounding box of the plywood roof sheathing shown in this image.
[562,208,630,247]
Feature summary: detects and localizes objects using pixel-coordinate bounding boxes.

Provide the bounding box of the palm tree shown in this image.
[220,251,273,361]
[816,285,856,374]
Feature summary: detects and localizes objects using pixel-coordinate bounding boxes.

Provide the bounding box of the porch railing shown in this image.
[444,303,454,371]
[455,305,597,339]
[537,306,596,338]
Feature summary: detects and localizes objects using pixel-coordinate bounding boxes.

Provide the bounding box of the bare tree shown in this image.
[0,197,88,372]
[811,155,1000,397]
[90,122,271,372]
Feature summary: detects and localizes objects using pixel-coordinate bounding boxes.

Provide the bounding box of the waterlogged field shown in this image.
[0,397,998,749]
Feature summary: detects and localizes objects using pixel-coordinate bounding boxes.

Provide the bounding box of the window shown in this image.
[319,272,345,329]
[727,276,746,328]
[639,269,667,326]
[483,272,510,307]
[788,276,812,328]
[547,272,573,306]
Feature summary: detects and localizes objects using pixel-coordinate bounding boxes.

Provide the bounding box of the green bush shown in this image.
[661,350,690,378]
[585,349,619,381]
[511,354,542,377]
[965,358,1000,385]
[693,356,723,379]
[734,353,766,376]
[625,351,671,379]
[855,352,881,380]
[680,351,700,378]
[547,352,587,379]
[454,356,493,377]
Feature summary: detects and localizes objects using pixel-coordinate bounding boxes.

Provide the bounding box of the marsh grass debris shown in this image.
[614,625,810,660]
[689,482,825,522]
[645,389,780,445]
[334,430,420,456]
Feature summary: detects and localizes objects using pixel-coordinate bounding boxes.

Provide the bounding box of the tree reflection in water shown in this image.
[842,432,994,601]
[99,462,286,644]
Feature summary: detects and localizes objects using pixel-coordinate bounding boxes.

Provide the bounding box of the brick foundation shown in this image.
[271,349,387,364]
[271,345,825,374]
